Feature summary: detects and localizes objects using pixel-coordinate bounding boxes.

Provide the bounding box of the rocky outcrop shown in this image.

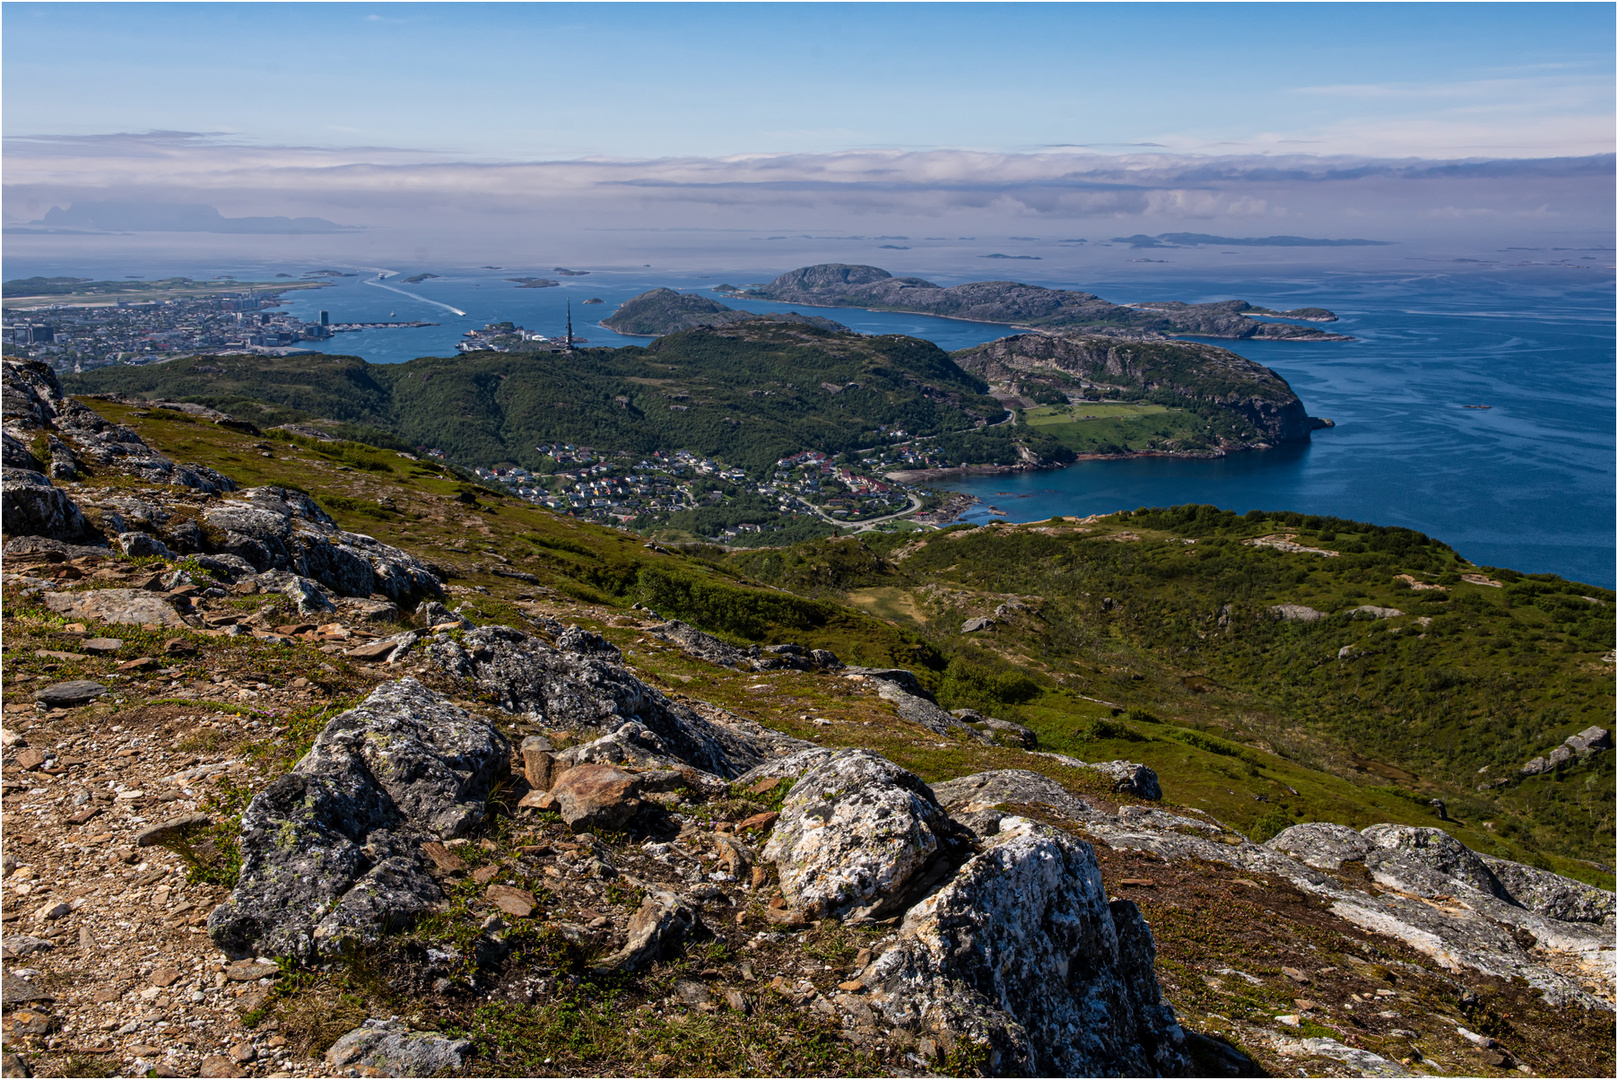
[199,487,442,604]
[951,334,1322,444]
[749,264,1346,341]
[0,361,442,605]
[866,814,1190,1076]
[951,709,1038,749]
[430,625,801,777]
[1521,726,1612,776]
[651,620,841,673]
[209,679,509,960]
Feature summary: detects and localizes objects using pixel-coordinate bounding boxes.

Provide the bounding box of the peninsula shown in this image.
[729,264,1352,341]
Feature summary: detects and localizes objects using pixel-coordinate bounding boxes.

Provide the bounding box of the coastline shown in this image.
[886,444,1252,484]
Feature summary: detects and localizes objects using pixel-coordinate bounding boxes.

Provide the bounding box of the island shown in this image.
[400,273,440,284]
[507,277,560,289]
[553,267,590,276]
[740,264,1351,341]
[581,297,605,305]
[601,288,843,336]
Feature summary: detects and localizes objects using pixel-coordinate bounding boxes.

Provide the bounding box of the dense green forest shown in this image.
[67,321,1011,474]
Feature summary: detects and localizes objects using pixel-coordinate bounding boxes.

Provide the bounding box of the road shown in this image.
[801,492,928,533]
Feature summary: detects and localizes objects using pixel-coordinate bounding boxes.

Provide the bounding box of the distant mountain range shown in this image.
[8,201,355,234]
[1113,233,1394,248]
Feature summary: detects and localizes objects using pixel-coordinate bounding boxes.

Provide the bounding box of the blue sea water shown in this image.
[16,258,1614,587]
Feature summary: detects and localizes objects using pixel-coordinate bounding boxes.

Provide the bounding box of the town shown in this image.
[454,441,959,543]
[3,285,432,371]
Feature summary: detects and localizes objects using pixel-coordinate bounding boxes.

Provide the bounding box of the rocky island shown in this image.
[602,287,844,336]
[743,264,1352,341]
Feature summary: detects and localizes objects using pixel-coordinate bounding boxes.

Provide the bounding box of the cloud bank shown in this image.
[4,134,1611,264]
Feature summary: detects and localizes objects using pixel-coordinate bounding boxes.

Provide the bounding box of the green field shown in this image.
[1017,402,1217,454]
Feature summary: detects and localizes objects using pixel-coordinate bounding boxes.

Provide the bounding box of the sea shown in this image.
[12,257,1615,588]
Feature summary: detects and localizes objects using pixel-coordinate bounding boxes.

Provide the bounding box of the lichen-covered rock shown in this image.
[430,625,783,777]
[1360,824,1509,901]
[325,1018,471,1076]
[200,488,439,603]
[1478,855,1616,926]
[43,588,185,628]
[866,816,1189,1076]
[1264,822,1374,871]
[931,769,1101,829]
[651,620,752,668]
[763,750,957,920]
[209,679,509,959]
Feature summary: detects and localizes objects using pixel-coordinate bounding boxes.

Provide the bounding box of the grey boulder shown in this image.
[325,1018,470,1076]
[762,750,957,920]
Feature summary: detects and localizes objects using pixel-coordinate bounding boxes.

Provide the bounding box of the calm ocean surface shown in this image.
[21,258,1612,587]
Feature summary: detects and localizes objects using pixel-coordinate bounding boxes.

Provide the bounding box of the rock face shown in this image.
[651,620,841,673]
[325,1018,470,1077]
[750,264,1346,342]
[952,333,1322,444]
[866,815,1189,1076]
[761,750,959,920]
[430,625,796,777]
[209,679,509,960]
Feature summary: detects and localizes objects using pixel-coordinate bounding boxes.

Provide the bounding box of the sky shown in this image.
[3,2,1613,266]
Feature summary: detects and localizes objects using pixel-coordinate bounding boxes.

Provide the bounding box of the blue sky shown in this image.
[5,2,1613,158]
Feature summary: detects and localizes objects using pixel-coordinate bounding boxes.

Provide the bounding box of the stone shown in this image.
[225,960,279,982]
[209,678,509,960]
[1090,760,1164,801]
[420,841,466,874]
[961,616,995,633]
[550,763,644,832]
[596,891,697,972]
[345,632,418,662]
[43,589,184,628]
[326,1018,471,1077]
[80,637,123,654]
[1566,726,1613,753]
[117,531,173,559]
[518,789,559,811]
[486,885,536,917]
[864,816,1189,1076]
[1,1010,49,1037]
[13,748,45,770]
[871,680,992,743]
[197,1054,243,1078]
[228,1044,256,1064]
[1,467,91,544]
[0,972,51,1004]
[650,620,750,668]
[735,811,779,834]
[674,978,713,1006]
[522,736,560,790]
[472,865,500,885]
[281,574,335,616]
[150,966,184,987]
[31,680,107,708]
[723,988,749,1013]
[1270,604,1326,622]
[1348,605,1405,618]
[762,750,957,920]
[931,770,1100,831]
[135,813,212,848]
[0,936,53,958]
[1,1050,31,1078]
